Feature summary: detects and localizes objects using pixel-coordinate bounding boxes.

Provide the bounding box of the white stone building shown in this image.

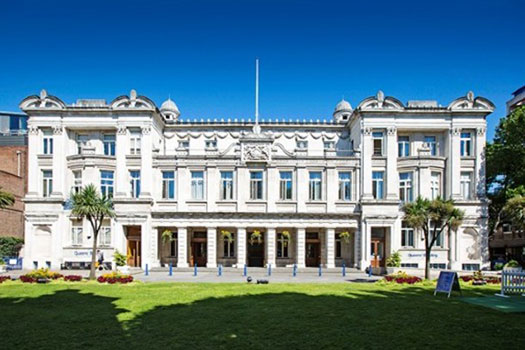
[20,89,494,272]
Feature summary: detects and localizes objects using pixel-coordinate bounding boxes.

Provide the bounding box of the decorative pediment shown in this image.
[110,89,156,110]
[357,90,404,111]
[19,89,66,111]
[239,132,274,163]
[448,91,495,112]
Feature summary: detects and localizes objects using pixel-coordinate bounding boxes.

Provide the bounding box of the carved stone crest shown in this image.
[141,125,151,135]
[28,125,39,135]
[117,125,127,135]
[243,144,270,161]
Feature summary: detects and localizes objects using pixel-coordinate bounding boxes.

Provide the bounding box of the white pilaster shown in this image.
[450,128,462,199]
[26,126,39,197]
[296,228,305,268]
[140,219,152,269]
[267,167,278,212]
[140,125,152,197]
[296,167,307,211]
[386,127,398,200]
[266,228,276,267]
[51,125,64,197]
[326,167,336,212]
[207,227,217,268]
[115,125,128,197]
[22,222,34,269]
[361,128,373,199]
[475,127,486,198]
[326,228,335,268]
[236,227,246,267]
[353,228,360,268]
[177,227,189,267]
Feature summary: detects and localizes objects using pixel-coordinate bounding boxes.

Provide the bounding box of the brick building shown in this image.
[0,111,28,239]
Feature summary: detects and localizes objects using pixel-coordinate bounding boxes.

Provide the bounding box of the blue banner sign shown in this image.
[434,271,461,298]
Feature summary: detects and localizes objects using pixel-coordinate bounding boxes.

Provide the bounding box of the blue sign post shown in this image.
[194,263,198,276]
[268,263,272,276]
[169,262,173,276]
[218,264,222,276]
[318,264,322,277]
[292,264,297,277]
[243,264,247,277]
[342,263,346,277]
[145,264,149,276]
[434,271,461,298]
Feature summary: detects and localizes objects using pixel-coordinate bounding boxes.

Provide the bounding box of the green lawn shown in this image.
[0,281,523,349]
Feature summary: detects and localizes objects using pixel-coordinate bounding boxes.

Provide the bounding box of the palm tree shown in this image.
[71,184,115,280]
[403,197,464,279]
[0,187,15,209]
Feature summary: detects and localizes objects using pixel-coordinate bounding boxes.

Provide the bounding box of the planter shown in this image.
[117,266,130,274]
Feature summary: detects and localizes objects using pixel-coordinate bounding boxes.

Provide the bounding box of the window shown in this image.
[401,263,418,268]
[431,172,441,199]
[178,139,190,149]
[430,263,446,269]
[460,172,472,200]
[424,136,437,156]
[279,171,293,200]
[460,132,472,156]
[42,170,53,197]
[462,263,480,271]
[100,171,114,198]
[129,131,141,155]
[71,226,83,246]
[323,141,335,150]
[430,228,444,248]
[372,171,384,199]
[398,136,410,157]
[296,140,308,149]
[401,221,414,248]
[335,234,342,258]
[223,233,235,258]
[399,172,413,203]
[191,171,205,200]
[77,135,88,154]
[170,237,177,257]
[103,134,116,156]
[43,130,53,155]
[220,171,234,200]
[162,171,175,199]
[98,226,111,246]
[277,233,289,258]
[130,171,141,198]
[338,172,351,201]
[309,171,322,200]
[250,171,264,200]
[205,139,217,149]
[72,170,82,194]
[372,132,383,156]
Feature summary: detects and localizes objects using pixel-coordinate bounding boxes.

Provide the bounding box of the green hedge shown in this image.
[0,236,24,257]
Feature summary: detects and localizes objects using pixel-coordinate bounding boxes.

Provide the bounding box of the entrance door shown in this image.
[247,242,264,267]
[306,242,320,267]
[190,241,207,267]
[370,227,385,268]
[127,239,141,267]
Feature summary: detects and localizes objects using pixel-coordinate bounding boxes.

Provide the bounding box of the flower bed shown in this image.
[97,272,133,284]
[0,276,11,283]
[383,271,422,285]
[20,275,37,283]
[460,274,500,285]
[20,268,64,283]
[64,275,83,282]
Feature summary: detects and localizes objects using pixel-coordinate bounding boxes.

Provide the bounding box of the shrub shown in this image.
[0,236,24,257]
[386,251,401,267]
[0,276,11,283]
[113,250,127,267]
[504,260,521,268]
[0,259,5,265]
[25,268,63,280]
[97,272,133,284]
[383,271,422,284]
[494,263,504,271]
[64,275,83,282]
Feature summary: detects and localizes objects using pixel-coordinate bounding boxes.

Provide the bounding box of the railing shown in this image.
[496,269,525,297]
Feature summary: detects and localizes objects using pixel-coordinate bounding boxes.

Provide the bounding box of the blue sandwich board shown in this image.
[434,271,461,298]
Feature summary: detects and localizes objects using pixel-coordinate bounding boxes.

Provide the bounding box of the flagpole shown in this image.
[255,58,259,125]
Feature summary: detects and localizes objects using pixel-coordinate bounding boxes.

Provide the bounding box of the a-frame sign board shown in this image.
[434,271,462,298]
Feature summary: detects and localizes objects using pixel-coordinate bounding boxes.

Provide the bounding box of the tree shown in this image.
[0,187,15,209]
[71,184,115,280]
[502,194,525,232]
[486,106,525,236]
[403,197,464,279]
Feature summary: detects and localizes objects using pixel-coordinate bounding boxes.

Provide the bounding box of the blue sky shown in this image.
[0,0,523,139]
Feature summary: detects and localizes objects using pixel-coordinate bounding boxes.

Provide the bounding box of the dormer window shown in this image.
[178,139,190,149]
[205,139,217,150]
[323,141,335,150]
[296,140,308,149]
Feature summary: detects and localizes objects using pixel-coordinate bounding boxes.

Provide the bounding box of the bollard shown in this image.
[268,263,272,276]
[318,264,322,277]
[342,262,346,277]
[243,264,247,277]
[194,263,198,276]
[169,262,173,276]
[293,264,297,277]
[218,264,222,276]
[368,265,372,278]
[145,263,149,276]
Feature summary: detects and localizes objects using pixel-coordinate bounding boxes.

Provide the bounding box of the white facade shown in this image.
[20,89,494,272]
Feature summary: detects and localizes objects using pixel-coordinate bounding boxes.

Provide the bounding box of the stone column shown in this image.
[140,219,151,270]
[326,167,337,212]
[359,221,370,270]
[361,127,373,200]
[448,229,456,270]
[236,227,246,268]
[449,127,462,199]
[296,228,306,268]
[140,125,152,198]
[326,228,335,268]
[266,167,278,212]
[353,228,360,268]
[51,125,65,197]
[207,227,217,268]
[115,125,128,197]
[296,167,307,211]
[27,126,39,197]
[475,127,486,199]
[177,227,189,267]
[266,228,276,267]
[386,127,398,200]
